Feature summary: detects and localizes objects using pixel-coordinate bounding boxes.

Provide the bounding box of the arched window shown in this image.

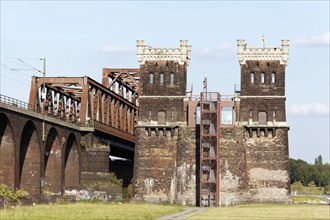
[261,72,265,84]
[150,73,154,84]
[251,73,255,83]
[160,73,164,84]
[271,72,276,83]
[170,73,174,84]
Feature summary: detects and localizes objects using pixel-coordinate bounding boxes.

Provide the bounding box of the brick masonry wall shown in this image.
[139,61,186,96]
[0,116,15,189]
[239,98,286,122]
[138,98,184,123]
[219,126,290,205]
[80,133,110,173]
[132,126,196,205]
[81,150,109,173]
[240,61,285,96]
[219,127,247,205]
[245,127,290,202]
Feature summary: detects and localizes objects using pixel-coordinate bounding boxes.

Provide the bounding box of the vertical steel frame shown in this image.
[199,92,220,207]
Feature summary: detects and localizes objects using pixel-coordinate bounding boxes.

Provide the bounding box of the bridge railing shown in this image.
[0,94,93,128]
[0,94,41,112]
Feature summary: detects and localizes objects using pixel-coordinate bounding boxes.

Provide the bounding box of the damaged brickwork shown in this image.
[132,39,290,206]
[132,126,196,205]
[218,40,290,205]
[132,40,196,205]
[219,127,290,205]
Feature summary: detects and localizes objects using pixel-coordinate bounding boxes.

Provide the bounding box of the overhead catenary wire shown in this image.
[18,58,43,75]
[1,54,43,76]
[1,63,32,81]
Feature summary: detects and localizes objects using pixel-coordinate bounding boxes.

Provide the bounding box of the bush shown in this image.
[0,184,28,202]
[0,184,29,208]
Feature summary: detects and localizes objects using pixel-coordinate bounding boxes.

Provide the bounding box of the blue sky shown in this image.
[1,1,329,163]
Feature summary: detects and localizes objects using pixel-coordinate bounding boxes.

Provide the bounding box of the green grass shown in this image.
[291,196,322,203]
[185,204,330,220]
[1,202,329,220]
[0,202,182,220]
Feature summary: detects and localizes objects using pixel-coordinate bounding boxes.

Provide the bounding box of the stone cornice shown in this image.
[136,40,191,66]
[237,39,289,66]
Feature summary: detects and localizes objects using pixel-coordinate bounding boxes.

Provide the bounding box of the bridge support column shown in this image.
[81,133,110,173]
[80,133,122,199]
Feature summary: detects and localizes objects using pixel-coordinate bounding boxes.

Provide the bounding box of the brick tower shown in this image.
[132,40,196,205]
[236,39,290,203]
[218,40,291,205]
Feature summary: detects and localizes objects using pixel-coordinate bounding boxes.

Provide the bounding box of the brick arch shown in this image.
[257,102,268,112]
[64,133,80,189]
[20,120,41,196]
[0,114,15,188]
[44,127,62,194]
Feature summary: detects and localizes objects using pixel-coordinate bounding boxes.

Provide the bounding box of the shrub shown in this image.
[0,184,28,202]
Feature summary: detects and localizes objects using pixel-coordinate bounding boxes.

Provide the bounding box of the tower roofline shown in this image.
[237,39,289,66]
[136,40,191,66]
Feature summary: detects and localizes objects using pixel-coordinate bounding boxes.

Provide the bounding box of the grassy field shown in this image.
[185,204,330,220]
[0,202,182,220]
[1,202,329,220]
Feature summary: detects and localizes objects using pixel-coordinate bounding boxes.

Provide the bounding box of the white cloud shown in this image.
[198,42,232,58]
[295,32,330,46]
[287,103,329,116]
[98,45,134,54]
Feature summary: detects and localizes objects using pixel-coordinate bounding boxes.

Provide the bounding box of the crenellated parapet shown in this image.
[136,40,191,66]
[237,39,289,65]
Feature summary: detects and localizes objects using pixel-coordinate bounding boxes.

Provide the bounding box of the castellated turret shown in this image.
[132,40,196,205]
[218,39,291,205]
[132,39,291,206]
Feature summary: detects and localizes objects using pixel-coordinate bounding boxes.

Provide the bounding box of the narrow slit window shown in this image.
[170,73,174,84]
[271,72,276,83]
[150,73,154,84]
[251,73,255,83]
[261,72,265,84]
[160,73,164,84]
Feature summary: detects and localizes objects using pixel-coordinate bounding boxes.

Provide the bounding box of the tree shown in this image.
[325,181,330,195]
[308,181,316,187]
[314,155,323,165]
[290,158,330,187]
[291,181,303,192]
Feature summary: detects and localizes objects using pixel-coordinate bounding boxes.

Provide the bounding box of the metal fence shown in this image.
[0,94,40,112]
[0,94,92,128]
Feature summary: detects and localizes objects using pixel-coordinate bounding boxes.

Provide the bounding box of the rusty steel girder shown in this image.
[28,76,138,143]
[102,68,140,106]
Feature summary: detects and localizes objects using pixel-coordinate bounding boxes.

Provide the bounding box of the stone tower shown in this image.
[239,39,290,203]
[218,40,291,205]
[132,40,196,205]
